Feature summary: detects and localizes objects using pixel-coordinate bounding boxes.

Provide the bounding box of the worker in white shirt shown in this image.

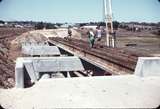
[96,26,102,41]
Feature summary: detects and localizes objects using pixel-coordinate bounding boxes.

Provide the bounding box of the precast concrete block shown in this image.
[135,57,160,77]
[15,56,84,88]
[24,60,38,83]
[15,58,24,88]
[22,46,60,56]
[32,57,84,72]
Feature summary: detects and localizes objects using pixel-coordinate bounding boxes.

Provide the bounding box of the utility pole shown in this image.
[103,0,114,47]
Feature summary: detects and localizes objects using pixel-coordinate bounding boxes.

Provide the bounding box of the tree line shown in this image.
[35,22,61,30]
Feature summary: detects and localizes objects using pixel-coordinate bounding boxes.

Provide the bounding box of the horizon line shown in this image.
[1,20,160,24]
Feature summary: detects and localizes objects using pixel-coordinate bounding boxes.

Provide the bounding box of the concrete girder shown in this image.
[15,57,84,88]
[22,45,61,56]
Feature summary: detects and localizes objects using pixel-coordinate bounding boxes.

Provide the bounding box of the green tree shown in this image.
[35,22,44,30]
[56,23,62,27]
[113,21,120,30]
[98,22,106,26]
[79,23,87,27]
[46,23,57,29]
[0,20,5,24]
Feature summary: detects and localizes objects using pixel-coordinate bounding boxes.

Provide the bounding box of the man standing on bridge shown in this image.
[96,26,102,41]
[68,26,72,39]
[87,29,95,48]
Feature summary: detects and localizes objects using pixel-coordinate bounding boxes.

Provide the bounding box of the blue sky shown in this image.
[0,0,160,23]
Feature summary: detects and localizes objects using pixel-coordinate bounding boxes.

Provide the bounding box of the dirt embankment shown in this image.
[32,29,82,39]
[0,28,31,88]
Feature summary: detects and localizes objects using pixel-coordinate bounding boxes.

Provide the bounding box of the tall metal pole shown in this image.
[108,0,113,33]
[108,0,115,47]
[104,0,109,47]
[104,0,114,47]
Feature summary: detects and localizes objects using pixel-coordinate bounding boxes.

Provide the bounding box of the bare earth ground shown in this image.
[78,28,160,56]
[117,36,160,56]
[115,29,160,56]
[0,28,31,88]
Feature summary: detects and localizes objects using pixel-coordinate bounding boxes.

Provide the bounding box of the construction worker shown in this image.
[96,26,102,41]
[87,29,95,48]
[68,26,72,38]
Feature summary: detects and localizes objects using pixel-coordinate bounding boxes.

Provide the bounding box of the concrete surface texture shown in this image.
[135,57,160,77]
[0,75,160,108]
[22,45,61,56]
[15,57,84,88]
[16,57,84,72]
[15,58,24,88]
